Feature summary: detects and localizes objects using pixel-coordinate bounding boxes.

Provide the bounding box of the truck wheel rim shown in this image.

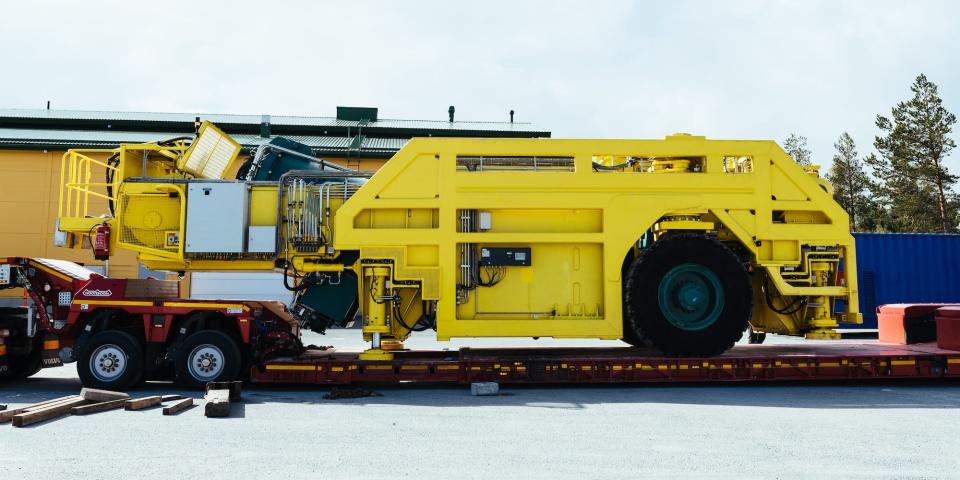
[187,345,225,381]
[90,344,127,382]
[657,262,724,331]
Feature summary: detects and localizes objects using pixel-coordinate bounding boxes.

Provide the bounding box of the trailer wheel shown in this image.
[174,330,242,390]
[623,233,751,356]
[77,330,144,390]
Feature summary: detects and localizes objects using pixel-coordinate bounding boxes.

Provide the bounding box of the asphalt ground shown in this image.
[2,331,959,479]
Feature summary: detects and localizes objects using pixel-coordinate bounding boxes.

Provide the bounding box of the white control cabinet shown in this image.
[185,183,247,253]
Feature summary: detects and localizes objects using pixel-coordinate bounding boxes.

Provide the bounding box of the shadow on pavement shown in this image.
[4,372,958,412]
[239,378,960,410]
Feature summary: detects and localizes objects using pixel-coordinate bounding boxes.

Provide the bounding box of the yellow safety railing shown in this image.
[59,149,120,221]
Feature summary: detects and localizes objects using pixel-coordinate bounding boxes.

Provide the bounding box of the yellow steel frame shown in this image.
[330,135,860,341]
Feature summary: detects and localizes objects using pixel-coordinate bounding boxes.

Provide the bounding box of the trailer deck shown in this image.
[251,341,960,385]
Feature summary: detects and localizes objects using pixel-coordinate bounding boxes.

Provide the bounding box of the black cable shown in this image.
[157,136,194,147]
[762,273,807,315]
[392,304,416,331]
[104,153,120,216]
[367,277,388,304]
[476,265,505,287]
[86,222,105,243]
[419,300,438,331]
[389,287,433,332]
[399,305,432,332]
[283,264,320,291]
[591,159,635,171]
[761,275,805,315]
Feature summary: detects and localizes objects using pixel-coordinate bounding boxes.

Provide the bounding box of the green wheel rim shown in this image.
[657,262,724,331]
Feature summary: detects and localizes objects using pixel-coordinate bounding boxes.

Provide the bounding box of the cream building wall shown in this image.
[0,148,141,301]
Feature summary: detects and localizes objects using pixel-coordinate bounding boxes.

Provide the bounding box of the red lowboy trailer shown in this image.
[0,257,300,390]
[2,257,959,390]
[250,342,960,385]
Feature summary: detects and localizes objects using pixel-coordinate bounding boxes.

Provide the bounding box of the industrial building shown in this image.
[0,107,549,304]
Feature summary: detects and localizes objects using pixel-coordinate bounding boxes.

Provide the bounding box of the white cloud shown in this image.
[1,0,958,171]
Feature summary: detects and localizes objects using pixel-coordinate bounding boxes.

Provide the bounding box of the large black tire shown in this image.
[623,233,752,356]
[0,342,42,381]
[174,330,242,390]
[7,350,42,380]
[0,309,41,381]
[77,330,144,390]
[620,326,644,347]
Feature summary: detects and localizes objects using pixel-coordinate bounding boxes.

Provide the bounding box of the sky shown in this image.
[1,0,958,171]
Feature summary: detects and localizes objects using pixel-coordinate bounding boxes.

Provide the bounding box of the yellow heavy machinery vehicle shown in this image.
[56,123,860,360]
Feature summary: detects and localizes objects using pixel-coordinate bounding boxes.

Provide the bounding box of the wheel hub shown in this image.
[677,283,705,310]
[188,345,225,381]
[658,263,724,331]
[90,344,126,381]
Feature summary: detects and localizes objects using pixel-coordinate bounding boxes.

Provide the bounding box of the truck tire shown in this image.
[174,330,242,390]
[0,342,42,381]
[77,330,144,390]
[7,351,43,380]
[623,233,751,356]
[0,309,41,381]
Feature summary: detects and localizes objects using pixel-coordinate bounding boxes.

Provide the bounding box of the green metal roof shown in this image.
[0,108,549,157]
[0,128,407,157]
[0,108,548,136]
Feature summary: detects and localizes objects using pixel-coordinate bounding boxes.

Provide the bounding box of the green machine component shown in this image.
[291,270,360,333]
[239,137,351,181]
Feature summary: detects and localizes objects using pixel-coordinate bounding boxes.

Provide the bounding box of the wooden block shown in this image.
[204,389,230,418]
[0,395,76,423]
[161,395,185,402]
[124,396,162,411]
[80,388,130,402]
[162,398,194,416]
[206,381,242,401]
[12,397,87,427]
[71,399,127,415]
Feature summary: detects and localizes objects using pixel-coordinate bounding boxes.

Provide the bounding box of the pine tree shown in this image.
[826,133,874,231]
[783,133,813,166]
[859,153,894,232]
[873,74,958,232]
[865,151,940,232]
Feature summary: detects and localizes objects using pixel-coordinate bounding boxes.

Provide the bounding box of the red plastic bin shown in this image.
[877,304,945,344]
[935,306,960,351]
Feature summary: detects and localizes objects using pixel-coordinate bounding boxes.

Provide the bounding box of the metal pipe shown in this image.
[275,170,371,257]
[246,143,353,180]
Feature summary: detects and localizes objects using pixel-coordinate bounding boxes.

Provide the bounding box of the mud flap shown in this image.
[41,332,63,367]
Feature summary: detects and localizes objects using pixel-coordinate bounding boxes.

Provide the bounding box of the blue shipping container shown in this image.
[851,233,960,328]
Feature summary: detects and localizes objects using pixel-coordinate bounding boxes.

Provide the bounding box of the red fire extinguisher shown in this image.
[93,225,111,260]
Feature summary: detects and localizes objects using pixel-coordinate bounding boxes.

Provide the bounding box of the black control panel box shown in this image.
[479,247,531,266]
